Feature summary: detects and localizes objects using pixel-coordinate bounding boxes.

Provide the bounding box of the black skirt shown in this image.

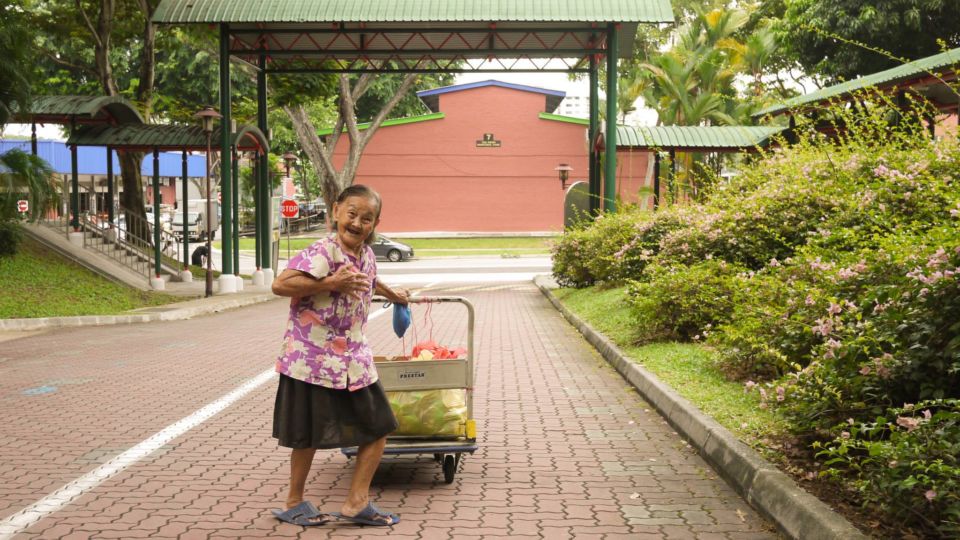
[273,375,399,450]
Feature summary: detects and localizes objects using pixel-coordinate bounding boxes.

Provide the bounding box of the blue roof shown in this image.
[417,80,566,113]
[0,139,206,177]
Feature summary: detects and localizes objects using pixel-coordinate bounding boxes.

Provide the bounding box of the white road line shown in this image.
[0,304,393,539]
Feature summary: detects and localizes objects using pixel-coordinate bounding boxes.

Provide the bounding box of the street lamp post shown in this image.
[195,107,222,297]
[282,151,298,193]
[555,163,573,190]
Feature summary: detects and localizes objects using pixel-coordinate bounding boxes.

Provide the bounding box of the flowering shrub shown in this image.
[816,400,960,537]
[626,259,744,343]
[551,206,681,287]
[551,95,960,534]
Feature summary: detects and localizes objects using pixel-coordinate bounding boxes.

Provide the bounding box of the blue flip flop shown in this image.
[271,501,332,527]
[331,502,400,526]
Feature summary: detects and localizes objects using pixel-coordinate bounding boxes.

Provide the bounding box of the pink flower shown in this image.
[896,416,921,431]
[923,409,932,420]
[859,366,871,375]
[744,381,756,393]
[775,386,786,402]
[805,295,815,306]
[925,490,937,501]
[769,258,781,267]
[827,302,842,315]
[331,336,347,354]
[840,431,850,439]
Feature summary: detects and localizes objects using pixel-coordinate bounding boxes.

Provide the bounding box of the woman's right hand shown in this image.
[328,265,370,299]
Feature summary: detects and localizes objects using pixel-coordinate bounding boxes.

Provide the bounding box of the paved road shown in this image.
[0,282,777,539]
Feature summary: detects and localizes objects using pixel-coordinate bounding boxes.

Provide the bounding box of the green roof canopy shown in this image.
[67,123,269,154]
[153,0,674,73]
[13,96,144,125]
[756,47,960,117]
[616,125,785,152]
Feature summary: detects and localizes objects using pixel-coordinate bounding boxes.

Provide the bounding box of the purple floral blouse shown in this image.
[276,234,379,391]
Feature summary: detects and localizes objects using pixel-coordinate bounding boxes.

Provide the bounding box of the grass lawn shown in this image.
[554,285,788,447]
[217,235,556,257]
[0,238,183,319]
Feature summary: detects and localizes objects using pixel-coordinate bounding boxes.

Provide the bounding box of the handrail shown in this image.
[79,207,182,280]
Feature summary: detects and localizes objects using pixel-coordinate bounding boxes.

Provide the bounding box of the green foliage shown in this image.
[0,236,181,317]
[816,400,960,537]
[0,0,34,126]
[551,206,673,287]
[627,260,744,343]
[0,221,22,257]
[780,0,960,81]
[552,92,960,534]
[0,148,58,223]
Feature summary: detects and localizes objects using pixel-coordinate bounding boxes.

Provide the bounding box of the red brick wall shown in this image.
[615,148,654,209]
[332,86,591,233]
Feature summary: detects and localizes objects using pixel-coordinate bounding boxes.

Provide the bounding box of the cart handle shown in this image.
[373,295,475,365]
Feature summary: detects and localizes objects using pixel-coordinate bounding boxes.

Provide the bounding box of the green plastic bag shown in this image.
[387,389,467,437]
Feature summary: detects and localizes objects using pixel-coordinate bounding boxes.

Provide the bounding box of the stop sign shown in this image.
[280,199,299,219]
[16,200,28,213]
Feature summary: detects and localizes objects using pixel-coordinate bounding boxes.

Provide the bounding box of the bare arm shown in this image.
[272,266,370,299]
[375,280,409,305]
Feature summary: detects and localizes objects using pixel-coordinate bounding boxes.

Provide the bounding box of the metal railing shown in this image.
[79,207,182,279]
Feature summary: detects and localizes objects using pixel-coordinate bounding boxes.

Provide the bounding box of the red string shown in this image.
[423,301,434,342]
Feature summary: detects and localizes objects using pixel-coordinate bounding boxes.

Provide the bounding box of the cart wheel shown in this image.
[442,455,456,484]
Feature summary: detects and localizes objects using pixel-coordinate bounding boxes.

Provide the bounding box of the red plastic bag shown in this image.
[411,340,466,360]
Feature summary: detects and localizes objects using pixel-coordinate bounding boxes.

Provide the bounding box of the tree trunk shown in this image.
[283,73,418,224]
[118,150,148,245]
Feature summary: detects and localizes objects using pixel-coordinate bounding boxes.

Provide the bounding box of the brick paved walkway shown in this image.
[0,283,777,539]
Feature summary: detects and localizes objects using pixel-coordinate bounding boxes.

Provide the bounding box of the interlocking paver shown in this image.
[0,283,778,538]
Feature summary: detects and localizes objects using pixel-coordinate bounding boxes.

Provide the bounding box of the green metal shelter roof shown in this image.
[153,0,673,71]
[13,96,144,125]
[756,47,960,117]
[616,125,785,151]
[67,123,269,153]
[154,0,672,24]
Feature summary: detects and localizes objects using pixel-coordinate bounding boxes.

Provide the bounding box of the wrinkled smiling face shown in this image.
[333,195,380,252]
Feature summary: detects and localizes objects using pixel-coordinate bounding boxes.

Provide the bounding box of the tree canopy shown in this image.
[780,0,960,81]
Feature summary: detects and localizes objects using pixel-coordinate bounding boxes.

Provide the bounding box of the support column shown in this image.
[669,149,677,202]
[653,152,661,210]
[106,147,115,223]
[100,146,117,243]
[218,23,236,293]
[252,157,260,268]
[256,52,272,286]
[604,24,619,213]
[232,147,241,289]
[180,150,192,281]
[151,148,165,290]
[31,122,37,155]
[69,120,80,231]
[589,50,600,214]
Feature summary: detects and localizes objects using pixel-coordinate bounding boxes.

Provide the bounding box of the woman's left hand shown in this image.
[392,288,410,305]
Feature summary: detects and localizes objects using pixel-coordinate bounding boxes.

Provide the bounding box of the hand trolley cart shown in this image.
[342,296,478,484]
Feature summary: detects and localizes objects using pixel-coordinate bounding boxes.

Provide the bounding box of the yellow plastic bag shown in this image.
[387,389,467,437]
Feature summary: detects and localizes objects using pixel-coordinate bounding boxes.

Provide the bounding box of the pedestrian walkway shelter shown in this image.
[152,0,675,277]
[754,46,960,134]
[67,123,269,281]
[12,96,145,231]
[612,125,785,207]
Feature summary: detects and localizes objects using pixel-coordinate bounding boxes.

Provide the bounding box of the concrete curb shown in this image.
[0,293,278,331]
[534,275,868,540]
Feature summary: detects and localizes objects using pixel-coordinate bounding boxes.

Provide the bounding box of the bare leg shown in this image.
[340,436,394,523]
[286,448,316,509]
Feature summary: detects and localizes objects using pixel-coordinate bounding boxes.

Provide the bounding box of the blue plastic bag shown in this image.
[392,303,411,338]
